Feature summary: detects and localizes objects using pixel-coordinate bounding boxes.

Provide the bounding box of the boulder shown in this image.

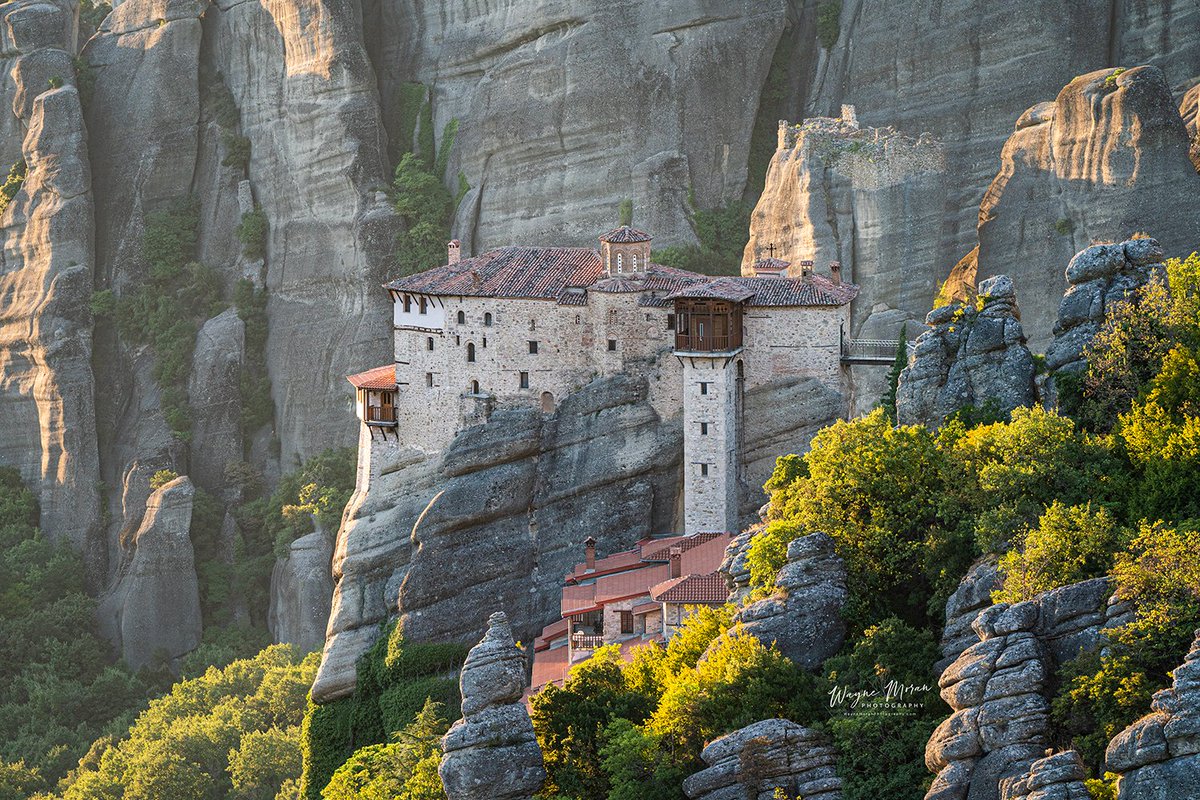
[1043,238,1167,407]
[96,476,202,670]
[682,718,843,800]
[439,612,545,800]
[731,532,848,669]
[897,274,1036,427]
[1106,629,1200,799]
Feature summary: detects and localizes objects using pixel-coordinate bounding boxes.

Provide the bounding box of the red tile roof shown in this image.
[387,247,603,299]
[752,257,791,272]
[534,618,569,651]
[651,572,730,604]
[593,276,642,293]
[631,600,660,615]
[668,278,758,302]
[667,274,857,307]
[346,364,396,390]
[599,226,652,243]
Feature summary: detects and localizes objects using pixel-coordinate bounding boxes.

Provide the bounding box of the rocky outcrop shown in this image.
[1043,238,1167,406]
[268,528,334,654]
[732,532,847,670]
[0,0,77,168]
[96,475,202,670]
[742,115,945,342]
[720,525,760,605]
[927,579,1116,800]
[312,371,843,703]
[1105,629,1200,800]
[1182,80,1200,171]
[974,66,1200,347]
[681,718,842,800]
[439,612,545,800]
[1000,751,1091,800]
[939,558,1001,673]
[187,308,244,493]
[897,275,1036,427]
[382,0,789,252]
[0,79,101,559]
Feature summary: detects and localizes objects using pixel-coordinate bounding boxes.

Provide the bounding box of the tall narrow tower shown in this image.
[668,281,751,534]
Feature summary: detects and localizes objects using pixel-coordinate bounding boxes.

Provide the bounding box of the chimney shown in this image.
[669,546,683,578]
[800,259,814,282]
[447,239,461,265]
[584,536,596,571]
[830,260,842,285]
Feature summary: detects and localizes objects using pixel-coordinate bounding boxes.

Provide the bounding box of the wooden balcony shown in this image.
[674,333,740,352]
[571,633,604,650]
[673,299,744,353]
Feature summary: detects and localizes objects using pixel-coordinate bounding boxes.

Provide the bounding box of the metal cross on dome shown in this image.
[766,243,776,259]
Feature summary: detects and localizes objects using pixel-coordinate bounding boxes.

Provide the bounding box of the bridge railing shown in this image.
[841,337,917,362]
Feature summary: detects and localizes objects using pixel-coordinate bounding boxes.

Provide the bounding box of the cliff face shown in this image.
[0,43,101,560]
[374,0,789,251]
[975,66,1200,348]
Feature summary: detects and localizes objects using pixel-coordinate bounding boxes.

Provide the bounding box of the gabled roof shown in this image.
[599,226,652,243]
[752,257,791,272]
[346,364,396,390]
[386,247,603,299]
[651,572,729,604]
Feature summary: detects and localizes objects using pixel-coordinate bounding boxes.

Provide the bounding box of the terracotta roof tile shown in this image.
[651,572,729,604]
[346,364,396,390]
[599,226,652,243]
[752,257,791,272]
[667,278,758,302]
[667,275,858,307]
[386,247,603,299]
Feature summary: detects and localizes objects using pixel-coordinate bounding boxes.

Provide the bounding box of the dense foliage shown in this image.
[652,191,751,276]
[0,469,155,793]
[59,645,318,800]
[299,620,469,800]
[320,699,447,800]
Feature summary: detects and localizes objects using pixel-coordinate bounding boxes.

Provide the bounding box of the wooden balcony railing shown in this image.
[365,406,397,425]
[674,333,741,353]
[571,633,604,650]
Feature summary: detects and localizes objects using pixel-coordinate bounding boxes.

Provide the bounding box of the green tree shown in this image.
[321,699,447,800]
[880,324,908,422]
[392,153,454,277]
[994,502,1128,604]
[599,719,688,800]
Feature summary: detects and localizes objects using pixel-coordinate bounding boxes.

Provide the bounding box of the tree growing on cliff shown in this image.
[880,324,908,422]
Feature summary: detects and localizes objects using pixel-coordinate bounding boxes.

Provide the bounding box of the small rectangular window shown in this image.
[700,463,709,477]
[666,314,675,330]
[607,339,617,351]
[519,371,529,389]
[700,422,709,435]
[699,382,709,395]
[619,611,634,634]
[426,373,433,387]
[427,337,434,351]
[403,296,412,313]
[529,340,538,354]
[419,297,427,314]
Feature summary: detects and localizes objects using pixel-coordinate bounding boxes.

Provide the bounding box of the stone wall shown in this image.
[681,354,740,534]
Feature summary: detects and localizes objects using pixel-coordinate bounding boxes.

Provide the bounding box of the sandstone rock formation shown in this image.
[1000,751,1091,800]
[974,66,1200,347]
[681,718,842,800]
[313,372,842,703]
[742,115,945,340]
[0,0,77,168]
[383,0,790,251]
[96,475,202,670]
[187,308,244,493]
[439,612,545,800]
[732,532,847,670]
[939,558,1001,673]
[897,275,1036,427]
[1105,628,1200,800]
[927,579,1117,800]
[1043,238,1167,406]
[0,78,101,559]
[269,528,334,654]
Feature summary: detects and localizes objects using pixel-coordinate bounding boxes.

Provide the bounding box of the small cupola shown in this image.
[599,226,652,277]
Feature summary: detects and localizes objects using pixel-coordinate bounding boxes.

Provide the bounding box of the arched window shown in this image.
[457,310,465,324]
[484,312,493,327]
[471,380,480,394]
[541,391,555,413]
[467,343,476,362]
[617,253,624,272]
[632,253,638,271]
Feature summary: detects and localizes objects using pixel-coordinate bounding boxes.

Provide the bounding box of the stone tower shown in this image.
[670,281,752,534]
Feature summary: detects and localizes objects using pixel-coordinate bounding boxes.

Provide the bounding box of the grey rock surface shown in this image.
[1043,238,1167,407]
[187,308,244,493]
[269,528,334,654]
[720,524,760,605]
[939,558,1001,672]
[0,78,102,562]
[974,66,1200,348]
[96,476,202,670]
[732,532,848,670]
[682,718,843,800]
[1000,751,1091,800]
[439,612,545,800]
[1106,629,1200,800]
[897,274,1036,427]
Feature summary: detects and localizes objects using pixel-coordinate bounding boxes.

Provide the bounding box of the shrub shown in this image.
[1051,652,1154,771]
[1103,67,1126,89]
[392,153,454,277]
[617,198,633,227]
[238,206,268,261]
[816,1,841,49]
[0,160,26,217]
[1054,217,1075,236]
[598,719,688,800]
[149,468,180,489]
[321,699,448,800]
[994,502,1128,603]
